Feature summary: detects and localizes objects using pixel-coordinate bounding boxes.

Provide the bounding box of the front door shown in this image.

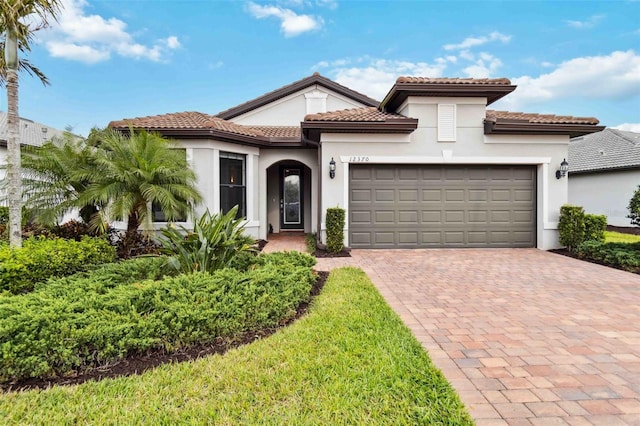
[280,167,303,230]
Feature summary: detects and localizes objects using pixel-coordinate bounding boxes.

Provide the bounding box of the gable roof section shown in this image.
[485,110,604,138]
[215,72,379,120]
[569,128,640,174]
[380,77,516,112]
[108,112,306,147]
[0,111,67,147]
[301,107,419,134]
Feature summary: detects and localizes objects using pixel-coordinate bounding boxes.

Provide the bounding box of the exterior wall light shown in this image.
[556,158,569,179]
[329,157,336,179]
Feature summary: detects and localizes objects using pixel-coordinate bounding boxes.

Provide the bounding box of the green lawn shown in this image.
[0,267,472,425]
[605,231,640,243]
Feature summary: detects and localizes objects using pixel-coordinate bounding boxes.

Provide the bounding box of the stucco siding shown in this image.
[229,85,367,126]
[569,169,639,226]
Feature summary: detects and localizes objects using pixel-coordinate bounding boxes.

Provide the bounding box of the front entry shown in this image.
[280,167,304,230]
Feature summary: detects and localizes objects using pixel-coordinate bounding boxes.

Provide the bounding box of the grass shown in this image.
[0,267,472,425]
[605,231,640,243]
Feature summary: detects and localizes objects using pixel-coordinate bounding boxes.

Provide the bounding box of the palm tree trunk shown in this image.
[6,66,22,248]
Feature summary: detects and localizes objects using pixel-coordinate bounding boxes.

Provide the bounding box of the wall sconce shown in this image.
[555,158,569,179]
[329,157,336,179]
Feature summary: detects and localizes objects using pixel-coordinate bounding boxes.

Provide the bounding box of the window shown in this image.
[220,152,246,219]
[153,149,187,222]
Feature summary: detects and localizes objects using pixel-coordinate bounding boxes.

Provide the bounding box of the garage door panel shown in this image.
[349,165,536,248]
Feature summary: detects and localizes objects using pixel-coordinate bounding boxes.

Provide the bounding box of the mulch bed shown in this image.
[1,270,329,393]
[312,248,351,258]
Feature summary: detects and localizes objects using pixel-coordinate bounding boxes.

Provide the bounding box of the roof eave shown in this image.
[569,165,640,175]
[484,121,605,138]
[301,119,419,134]
[380,83,517,112]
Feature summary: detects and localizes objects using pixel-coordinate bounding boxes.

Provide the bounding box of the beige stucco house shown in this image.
[109,73,604,250]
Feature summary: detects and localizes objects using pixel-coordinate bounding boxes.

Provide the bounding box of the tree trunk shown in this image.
[6,67,22,248]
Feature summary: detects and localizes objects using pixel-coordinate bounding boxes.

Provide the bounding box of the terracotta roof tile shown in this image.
[108,112,264,137]
[304,107,410,122]
[246,126,301,138]
[397,77,512,85]
[486,110,600,125]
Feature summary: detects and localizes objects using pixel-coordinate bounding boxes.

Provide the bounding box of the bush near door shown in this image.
[325,208,345,253]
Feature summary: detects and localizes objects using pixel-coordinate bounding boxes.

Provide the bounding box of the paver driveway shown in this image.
[317,249,640,425]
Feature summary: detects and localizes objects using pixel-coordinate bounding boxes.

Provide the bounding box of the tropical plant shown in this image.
[78,128,202,234]
[158,207,256,274]
[628,185,640,227]
[21,131,99,226]
[2,0,62,248]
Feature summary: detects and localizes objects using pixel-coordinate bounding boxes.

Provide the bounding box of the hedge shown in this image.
[584,213,606,243]
[577,241,640,272]
[326,207,346,253]
[0,236,116,294]
[0,252,316,383]
[558,205,585,252]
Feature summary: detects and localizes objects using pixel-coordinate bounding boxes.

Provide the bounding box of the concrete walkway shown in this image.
[268,237,640,425]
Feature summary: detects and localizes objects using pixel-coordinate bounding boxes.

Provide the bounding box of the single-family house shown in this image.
[568,129,640,226]
[109,73,604,249]
[0,111,67,182]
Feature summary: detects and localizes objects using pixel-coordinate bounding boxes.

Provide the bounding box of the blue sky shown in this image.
[2,0,639,136]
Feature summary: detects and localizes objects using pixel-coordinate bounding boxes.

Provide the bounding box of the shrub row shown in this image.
[577,241,640,272]
[0,252,316,383]
[0,236,116,294]
[326,207,345,253]
[558,205,606,252]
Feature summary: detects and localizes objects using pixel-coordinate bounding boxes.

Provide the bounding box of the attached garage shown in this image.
[349,164,536,248]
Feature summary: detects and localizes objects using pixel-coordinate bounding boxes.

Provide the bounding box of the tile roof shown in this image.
[246,126,301,138]
[109,112,264,137]
[304,107,411,122]
[569,128,640,173]
[397,77,512,85]
[0,112,67,146]
[486,110,600,125]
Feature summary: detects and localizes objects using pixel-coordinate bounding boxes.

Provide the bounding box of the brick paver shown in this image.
[313,248,640,425]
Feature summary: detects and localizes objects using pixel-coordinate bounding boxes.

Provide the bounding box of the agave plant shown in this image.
[158,206,256,274]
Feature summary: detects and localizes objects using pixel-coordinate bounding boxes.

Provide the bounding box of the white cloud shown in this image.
[41,0,180,63]
[613,123,640,133]
[444,31,511,51]
[462,53,502,78]
[566,14,605,29]
[496,50,640,110]
[247,2,323,37]
[312,56,447,100]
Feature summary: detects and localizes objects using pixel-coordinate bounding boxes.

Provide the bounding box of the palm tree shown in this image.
[79,128,202,234]
[21,131,99,226]
[2,0,62,248]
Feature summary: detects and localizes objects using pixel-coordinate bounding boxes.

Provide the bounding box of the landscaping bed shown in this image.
[0,267,472,425]
[0,252,318,388]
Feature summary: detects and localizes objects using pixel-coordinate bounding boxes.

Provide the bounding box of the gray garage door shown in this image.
[349,165,536,248]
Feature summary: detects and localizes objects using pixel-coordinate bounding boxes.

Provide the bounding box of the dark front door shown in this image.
[280,167,303,230]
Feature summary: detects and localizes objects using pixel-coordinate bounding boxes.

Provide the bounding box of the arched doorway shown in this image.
[266,160,312,234]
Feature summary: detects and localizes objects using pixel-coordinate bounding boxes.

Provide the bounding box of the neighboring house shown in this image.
[109,73,604,250]
[568,129,640,226]
[0,111,67,183]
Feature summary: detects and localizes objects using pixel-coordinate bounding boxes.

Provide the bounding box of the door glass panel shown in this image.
[284,169,301,225]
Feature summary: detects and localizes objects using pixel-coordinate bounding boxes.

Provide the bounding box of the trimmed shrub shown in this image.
[0,236,116,294]
[0,252,315,382]
[326,207,346,253]
[584,214,606,242]
[628,185,640,227]
[558,205,585,252]
[577,240,640,271]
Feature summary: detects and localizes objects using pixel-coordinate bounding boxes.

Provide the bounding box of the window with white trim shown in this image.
[220,152,246,219]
